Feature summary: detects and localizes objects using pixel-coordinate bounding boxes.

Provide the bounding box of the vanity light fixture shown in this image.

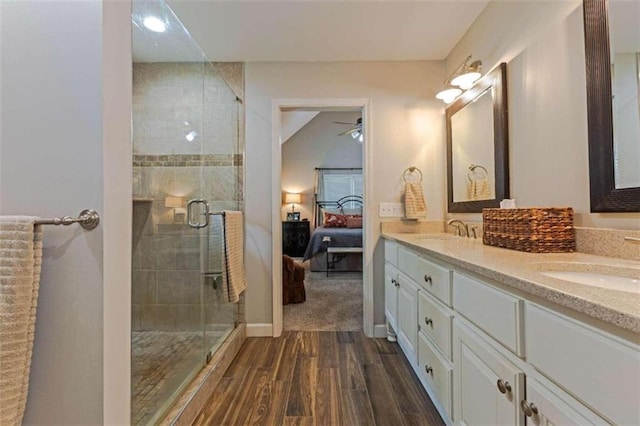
[436,87,463,104]
[436,55,483,103]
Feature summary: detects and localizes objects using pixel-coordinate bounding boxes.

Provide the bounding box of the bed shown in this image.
[303,195,363,273]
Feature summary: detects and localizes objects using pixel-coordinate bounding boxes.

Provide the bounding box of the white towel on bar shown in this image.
[221,211,247,303]
[0,217,43,426]
[404,183,427,219]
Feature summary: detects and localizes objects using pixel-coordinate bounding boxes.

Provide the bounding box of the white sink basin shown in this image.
[540,271,640,294]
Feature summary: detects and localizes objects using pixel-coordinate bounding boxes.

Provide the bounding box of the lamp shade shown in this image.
[165,196,183,208]
[285,193,301,204]
[436,87,462,104]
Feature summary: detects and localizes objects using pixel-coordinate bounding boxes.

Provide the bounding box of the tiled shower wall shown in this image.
[132,62,244,331]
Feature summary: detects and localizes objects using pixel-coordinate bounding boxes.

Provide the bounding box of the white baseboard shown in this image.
[246,323,273,337]
[373,324,388,338]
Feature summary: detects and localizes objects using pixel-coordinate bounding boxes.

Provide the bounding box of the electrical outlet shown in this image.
[379,202,405,217]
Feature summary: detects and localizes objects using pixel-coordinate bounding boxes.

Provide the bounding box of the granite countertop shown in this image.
[382,232,640,335]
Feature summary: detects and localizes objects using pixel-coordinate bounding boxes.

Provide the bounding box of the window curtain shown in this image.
[313,169,363,224]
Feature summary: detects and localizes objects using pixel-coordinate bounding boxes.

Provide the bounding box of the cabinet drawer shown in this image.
[453,272,523,356]
[418,332,452,421]
[385,240,399,267]
[418,290,453,360]
[399,248,452,306]
[526,303,640,425]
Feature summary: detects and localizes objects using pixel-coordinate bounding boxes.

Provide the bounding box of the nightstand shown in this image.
[282,220,310,257]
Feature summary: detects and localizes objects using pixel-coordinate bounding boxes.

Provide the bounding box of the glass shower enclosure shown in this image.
[130,1,242,423]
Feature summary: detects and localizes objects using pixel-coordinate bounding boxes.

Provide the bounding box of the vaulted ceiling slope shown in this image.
[166,0,490,62]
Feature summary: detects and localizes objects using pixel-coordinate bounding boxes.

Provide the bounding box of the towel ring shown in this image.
[403,166,423,183]
[467,164,488,182]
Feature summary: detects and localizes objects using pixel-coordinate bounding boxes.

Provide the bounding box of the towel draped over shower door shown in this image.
[221,211,247,303]
[0,217,43,426]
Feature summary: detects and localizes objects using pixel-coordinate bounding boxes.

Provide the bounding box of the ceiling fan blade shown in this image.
[338,127,359,136]
[333,121,357,125]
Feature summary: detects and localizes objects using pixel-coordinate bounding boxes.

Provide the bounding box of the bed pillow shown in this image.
[321,208,343,216]
[346,216,363,228]
[323,212,347,228]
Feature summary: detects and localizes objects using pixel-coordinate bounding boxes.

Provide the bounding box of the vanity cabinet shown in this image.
[454,272,523,356]
[522,378,600,426]
[397,273,419,359]
[399,246,452,306]
[383,237,639,426]
[525,303,640,425]
[418,290,453,360]
[418,331,453,419]
[384,262,399,336]
[384,240,419,361]
[454,319,525,426]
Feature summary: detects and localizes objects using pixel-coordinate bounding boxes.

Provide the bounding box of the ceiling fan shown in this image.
[334,117,363,142]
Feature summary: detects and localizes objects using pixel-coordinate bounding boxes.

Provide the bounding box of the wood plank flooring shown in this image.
[194,331,445,426]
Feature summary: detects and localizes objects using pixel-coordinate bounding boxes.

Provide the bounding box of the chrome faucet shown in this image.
[447,219,467,237]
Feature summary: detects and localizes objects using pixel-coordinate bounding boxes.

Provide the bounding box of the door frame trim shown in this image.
[271,98,373,337]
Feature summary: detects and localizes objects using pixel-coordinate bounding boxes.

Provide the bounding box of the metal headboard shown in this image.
[315,195,363,227]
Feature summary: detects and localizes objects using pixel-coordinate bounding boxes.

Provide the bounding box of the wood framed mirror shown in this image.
[584,0,640,212]
[446,63,509,213]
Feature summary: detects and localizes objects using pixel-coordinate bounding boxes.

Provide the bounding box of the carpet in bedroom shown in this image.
[283,261,362,331]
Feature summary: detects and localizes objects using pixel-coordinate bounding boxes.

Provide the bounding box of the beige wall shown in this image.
[281,111,363,226]
[245,61,445,327]
[446,0,640,229]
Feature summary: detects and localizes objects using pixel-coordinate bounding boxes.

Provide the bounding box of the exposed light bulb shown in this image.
[359,133,364,143]
[143,16,166,33]
[185,131,197,142]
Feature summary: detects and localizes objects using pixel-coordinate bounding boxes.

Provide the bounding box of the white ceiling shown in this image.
[146,0,490,62]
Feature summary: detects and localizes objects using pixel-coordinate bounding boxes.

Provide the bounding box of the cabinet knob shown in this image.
[496,379,512,394]
[425,365,433,375]
[520,400,539,417]
[424,275,433,284]
[424,317,433,326]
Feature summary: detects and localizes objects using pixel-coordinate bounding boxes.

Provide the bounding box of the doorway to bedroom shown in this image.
[273,102,370,336]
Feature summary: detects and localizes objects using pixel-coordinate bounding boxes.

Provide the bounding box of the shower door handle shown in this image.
[187,199,210,229]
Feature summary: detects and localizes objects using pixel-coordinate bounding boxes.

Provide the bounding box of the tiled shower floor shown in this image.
[131,329,230,425]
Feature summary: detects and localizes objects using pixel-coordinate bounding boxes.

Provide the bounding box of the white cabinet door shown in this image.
[385,263,399,333]
[454,319,525,426]
[397,273,419,361]
[521,378,604,426]
[526,302,640,425]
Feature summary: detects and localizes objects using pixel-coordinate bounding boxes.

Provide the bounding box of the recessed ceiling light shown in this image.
[143,16,166,33]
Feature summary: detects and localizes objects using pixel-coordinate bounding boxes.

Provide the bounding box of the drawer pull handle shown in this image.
[520,400,538,417]
[496,379,512,394]
[425,365,433,375]
[424,275,433,284]
[424,317,433,326]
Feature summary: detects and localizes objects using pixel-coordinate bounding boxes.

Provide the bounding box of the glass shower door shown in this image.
[131,1,209,424]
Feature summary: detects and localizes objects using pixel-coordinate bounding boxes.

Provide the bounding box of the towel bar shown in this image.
[35,209,100,230]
